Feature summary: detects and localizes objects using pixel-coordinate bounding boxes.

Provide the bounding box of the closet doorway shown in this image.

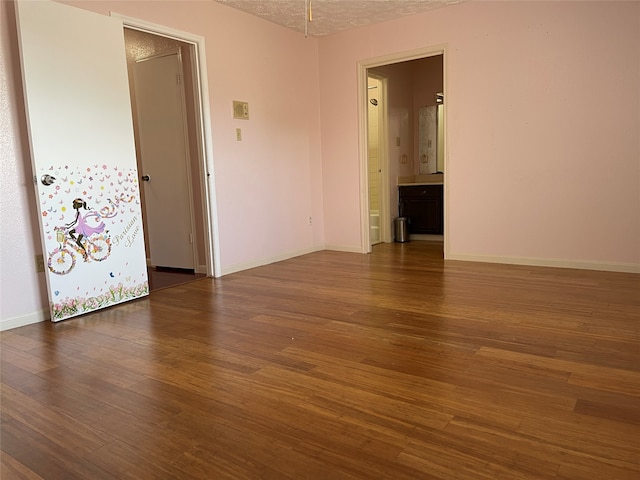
[359,48,446,255]
[122,24,216,290]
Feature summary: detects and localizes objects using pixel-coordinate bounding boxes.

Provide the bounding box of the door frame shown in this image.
[113,13,221,277]
[357,45,448,256]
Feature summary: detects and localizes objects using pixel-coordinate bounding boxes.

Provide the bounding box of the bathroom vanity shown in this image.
[395,94,445,237]
[398,175,443,235]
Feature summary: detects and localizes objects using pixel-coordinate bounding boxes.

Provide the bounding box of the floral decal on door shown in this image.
[39,164,148,321]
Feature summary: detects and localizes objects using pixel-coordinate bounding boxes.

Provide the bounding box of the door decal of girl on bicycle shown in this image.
[48,198,111,275]
[39,163,149,321]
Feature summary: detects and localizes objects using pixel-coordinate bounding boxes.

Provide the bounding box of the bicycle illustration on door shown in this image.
[48,198,112,275]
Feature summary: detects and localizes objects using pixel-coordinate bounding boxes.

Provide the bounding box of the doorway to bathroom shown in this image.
[359,48,446,256]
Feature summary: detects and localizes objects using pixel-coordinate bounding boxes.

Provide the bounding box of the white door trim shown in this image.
[112,12,221,277]
[357,45,449,257]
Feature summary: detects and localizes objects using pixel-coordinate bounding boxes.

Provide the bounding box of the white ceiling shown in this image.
[213,0,463,37]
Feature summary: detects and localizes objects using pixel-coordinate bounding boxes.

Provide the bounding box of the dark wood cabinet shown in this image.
[398,185,443,235]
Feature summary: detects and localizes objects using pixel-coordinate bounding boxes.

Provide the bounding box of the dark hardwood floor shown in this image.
[2,241,639,479]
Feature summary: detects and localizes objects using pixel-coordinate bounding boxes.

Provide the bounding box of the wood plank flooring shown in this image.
[2,241,639,479]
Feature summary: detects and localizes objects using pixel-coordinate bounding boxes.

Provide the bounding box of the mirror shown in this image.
[418,98,444,175]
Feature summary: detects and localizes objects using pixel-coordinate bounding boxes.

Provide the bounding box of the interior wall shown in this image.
[319,0,640,269]
[0,0,50,327]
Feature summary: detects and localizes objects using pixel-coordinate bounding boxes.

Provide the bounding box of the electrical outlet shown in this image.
[308,217,312,226]
[236,128,242,141]
[35,254,45,273]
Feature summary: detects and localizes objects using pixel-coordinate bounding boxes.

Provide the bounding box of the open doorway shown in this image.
[123,27,212,290]
[359,48,446,256]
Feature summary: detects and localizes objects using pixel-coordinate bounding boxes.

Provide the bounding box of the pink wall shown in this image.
[317,28,370,250]
[318,1,640,267]
[1,0,50,324]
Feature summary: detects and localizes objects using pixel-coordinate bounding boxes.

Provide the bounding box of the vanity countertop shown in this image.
[397,174,443,186]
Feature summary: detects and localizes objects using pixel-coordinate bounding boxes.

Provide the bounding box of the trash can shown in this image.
[394,217,409,243]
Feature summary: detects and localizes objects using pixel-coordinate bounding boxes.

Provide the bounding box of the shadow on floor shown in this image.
[147,266,206,291]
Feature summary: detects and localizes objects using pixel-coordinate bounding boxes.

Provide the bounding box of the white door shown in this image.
[15,0,148,321]
[133,51,196,269]
[367,78,381,245]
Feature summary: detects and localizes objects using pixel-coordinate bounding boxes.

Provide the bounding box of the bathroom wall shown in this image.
[369,62,414,179]
[412,56,444,173]
[370,56,443,179]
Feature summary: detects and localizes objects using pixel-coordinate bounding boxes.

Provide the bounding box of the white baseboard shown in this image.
[323,244,365,253]
[1,308,50,331]
[196,264,208,274]
[220,246,324,276]
[148,260,209,275]
[446,252,640,274]
[409,234,444,242]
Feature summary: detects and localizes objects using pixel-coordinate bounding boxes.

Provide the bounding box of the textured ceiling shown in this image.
[213,0,463,37]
